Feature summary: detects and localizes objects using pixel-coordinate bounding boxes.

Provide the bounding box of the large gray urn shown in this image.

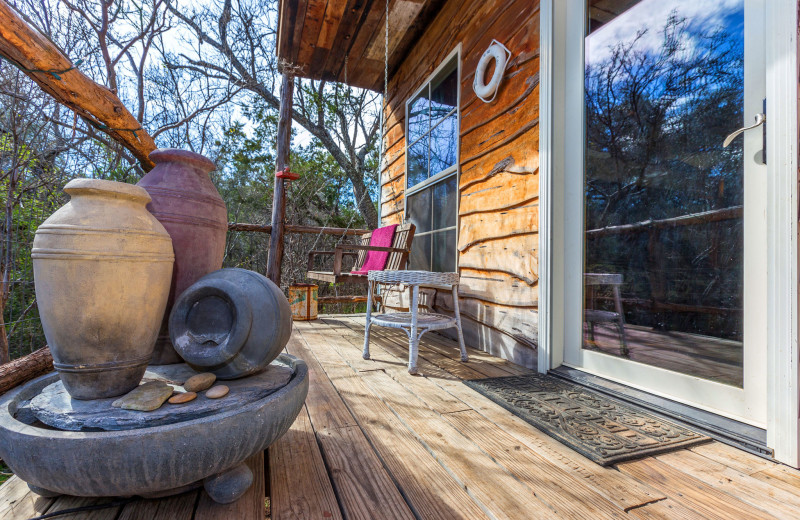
[170,268,293,379]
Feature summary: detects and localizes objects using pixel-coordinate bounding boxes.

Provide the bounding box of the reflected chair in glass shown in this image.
[362,270,468,374]
[584,273,629,356]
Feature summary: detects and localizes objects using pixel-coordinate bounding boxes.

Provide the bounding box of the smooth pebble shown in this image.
[168,392,197,404]
[184,373,216,392]
[206,385,229,399]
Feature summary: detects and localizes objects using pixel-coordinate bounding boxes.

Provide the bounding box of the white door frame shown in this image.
[538,0,799,465]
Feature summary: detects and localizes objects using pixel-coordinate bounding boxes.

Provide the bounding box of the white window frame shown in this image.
[539,0,799,465]
[403,45,462,272]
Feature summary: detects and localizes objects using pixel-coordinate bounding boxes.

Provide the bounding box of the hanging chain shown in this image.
[384,0,389,100]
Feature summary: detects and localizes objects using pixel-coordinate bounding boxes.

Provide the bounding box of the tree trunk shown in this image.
[0,347,53,396]
[348,168,379,229]
[0,297,9,365]
[0,2,157,171]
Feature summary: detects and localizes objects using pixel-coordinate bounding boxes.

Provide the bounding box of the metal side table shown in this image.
[363,270,468,374]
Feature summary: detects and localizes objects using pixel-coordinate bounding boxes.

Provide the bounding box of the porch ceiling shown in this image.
[276,0,447,91]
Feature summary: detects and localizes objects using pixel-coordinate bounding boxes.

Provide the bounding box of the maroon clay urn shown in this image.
[137,149,228,364]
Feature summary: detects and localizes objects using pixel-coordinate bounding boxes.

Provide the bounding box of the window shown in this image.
[405,52,459,272]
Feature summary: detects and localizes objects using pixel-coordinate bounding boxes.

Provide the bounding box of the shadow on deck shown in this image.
[2,314,800,519]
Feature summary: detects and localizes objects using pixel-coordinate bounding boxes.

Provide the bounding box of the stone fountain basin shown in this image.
[0,354,308,499]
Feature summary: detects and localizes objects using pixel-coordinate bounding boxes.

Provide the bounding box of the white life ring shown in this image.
[473,40,511,103]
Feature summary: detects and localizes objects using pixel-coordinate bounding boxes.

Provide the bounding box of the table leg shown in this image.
[451,285,468,362]
[408,284,420,374]
[363,281,374,360]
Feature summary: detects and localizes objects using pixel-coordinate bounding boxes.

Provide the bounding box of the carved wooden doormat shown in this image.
[465,374,710,466]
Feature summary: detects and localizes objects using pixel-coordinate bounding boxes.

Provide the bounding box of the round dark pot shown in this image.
[137,149,228,365]
[170,268,293,379]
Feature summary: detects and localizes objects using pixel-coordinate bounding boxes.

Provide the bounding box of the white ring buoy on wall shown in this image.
[473,40,511,103]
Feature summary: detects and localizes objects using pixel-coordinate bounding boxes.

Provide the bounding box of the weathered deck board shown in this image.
[116,492,198,520]
[194,452,265,520]
[269,407,343,520]
[4,315,800,520]
[617,457,779,520]
[0,477,53,520]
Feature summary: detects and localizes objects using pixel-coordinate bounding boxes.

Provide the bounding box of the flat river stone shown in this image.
[28,362,293,432]
[112,381,173,411]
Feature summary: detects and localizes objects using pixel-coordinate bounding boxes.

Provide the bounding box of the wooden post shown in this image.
[267,73,294,286]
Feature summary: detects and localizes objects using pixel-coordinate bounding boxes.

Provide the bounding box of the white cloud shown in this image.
[587,0,743,63]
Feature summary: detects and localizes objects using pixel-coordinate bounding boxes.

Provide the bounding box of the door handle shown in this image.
[723,113,766,148]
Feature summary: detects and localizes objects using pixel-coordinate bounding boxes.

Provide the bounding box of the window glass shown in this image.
[432,175,457,230]
[432,229,457,272]
[409,234,432,271]
[407,189,432,234]
[407,135,429,188]
[408,92,430,144]
[405,53,459,272]
[430,66,457,122]
[430,114,458,175]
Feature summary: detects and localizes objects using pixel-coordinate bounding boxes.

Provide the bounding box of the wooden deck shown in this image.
[3,314,800,519]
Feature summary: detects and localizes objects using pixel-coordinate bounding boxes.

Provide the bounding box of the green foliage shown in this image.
[0,461,11,486]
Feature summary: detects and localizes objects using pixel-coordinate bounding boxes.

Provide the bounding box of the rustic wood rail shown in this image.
[228,223,370,236]
[585,206,743,319]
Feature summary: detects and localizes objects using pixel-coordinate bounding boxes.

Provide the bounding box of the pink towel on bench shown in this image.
[351,224,398,275]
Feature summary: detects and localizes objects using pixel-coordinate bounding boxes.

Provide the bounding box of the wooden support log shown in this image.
[228,223,370,236]
[0,3,157,170]
[267,73,294,285]
[0,347,53,397]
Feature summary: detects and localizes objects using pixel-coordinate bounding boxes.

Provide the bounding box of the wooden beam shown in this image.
[267,73,295,285]
[0,347,52,396]
[0,3,157,170]
[228,223,370,236]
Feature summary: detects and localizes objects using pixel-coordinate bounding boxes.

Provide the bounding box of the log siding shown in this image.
[380,0,540,367]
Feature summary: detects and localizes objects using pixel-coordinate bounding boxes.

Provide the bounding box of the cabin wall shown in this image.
[380,0,540,368]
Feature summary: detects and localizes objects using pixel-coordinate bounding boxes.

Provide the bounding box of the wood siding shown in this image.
[380,0,540,367]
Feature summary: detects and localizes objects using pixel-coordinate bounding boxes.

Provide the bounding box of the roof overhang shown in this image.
[277,0,447,91]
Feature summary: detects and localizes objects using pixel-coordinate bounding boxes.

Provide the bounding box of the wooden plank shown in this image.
[444,410,633,518]
[459,170,539,216]
[314,425,416,520]
[617,457,778,520]
[689,442,776,476]
[751,465,800,496]
[354,369,561,519]
[290,329,419,520]
[322,365,490,519]
[431,295,540,356]
[269,407,343,520]
[458,202,539,251]
[117,492,198,520]
[44,496,123,520]
[459,268,538,307]
[655,449,800,520]
[415,371,666,510]
[311,317,474,413]
[458,234,538,285]
[0,476,53,520]
[194,452,265,520]
[626,499,706,520]
[332,316,494,380]
[285,335,358,431]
